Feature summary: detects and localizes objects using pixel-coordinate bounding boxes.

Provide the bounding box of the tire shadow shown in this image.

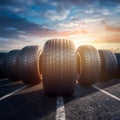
[0,81,24,97]
[64,79,120,103]
[94,79,120,89]
[0,79,11,86]
[0,86,56,120]
[64,84,98,103]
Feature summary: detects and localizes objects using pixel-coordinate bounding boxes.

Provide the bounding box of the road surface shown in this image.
[0,78,120,120]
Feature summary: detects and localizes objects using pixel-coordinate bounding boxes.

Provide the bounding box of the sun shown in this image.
[70,37,96,49]
[67,33,97,49]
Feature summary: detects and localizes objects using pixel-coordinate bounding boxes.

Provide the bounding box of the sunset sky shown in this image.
[0,0,120,52]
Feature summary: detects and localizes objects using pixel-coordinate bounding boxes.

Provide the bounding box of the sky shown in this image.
[0,0,120,52]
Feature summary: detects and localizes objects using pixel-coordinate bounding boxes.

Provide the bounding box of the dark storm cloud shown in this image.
[0,0,63,39]
[0,14,56,39]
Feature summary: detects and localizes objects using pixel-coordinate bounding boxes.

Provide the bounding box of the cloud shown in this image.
[50,0,120,7]
[57,29,88,37]
[0,13,88,41]
[0,14,60,39]
[105,25,120,32]
[0,0,33,6]
[0,0,119,23]
[95,35,120,43]
[1,0,119,6]
[102,20,120,32]
[42,9,70,21]
[0,0,120,50]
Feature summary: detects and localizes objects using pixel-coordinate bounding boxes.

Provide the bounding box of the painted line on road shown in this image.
[92,85,120,101]
[0,85,28,101]
[56,96,66,120]
[0,79,9,82]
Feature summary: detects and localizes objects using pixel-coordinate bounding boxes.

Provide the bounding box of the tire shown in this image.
[7,50,20,81]
[17,46,42,85]
[115,53,120,78]
[0,53,7,79]
[77,45,101,86]
[3,53,9,78]
[41,39,77,95]
[99,50,117,82]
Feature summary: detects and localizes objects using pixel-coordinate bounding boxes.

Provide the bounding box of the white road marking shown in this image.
[0,85,28,101]
[56,96,66,120]
[92,85,120,102]
[0,79,9,82]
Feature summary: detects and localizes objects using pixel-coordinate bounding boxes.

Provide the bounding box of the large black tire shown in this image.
[41,39,77,95]
[17,46,42,85]
[114,53,120,78]
[0,53,7,79]
[7,50,20,81]
[77,45,101,86]
[99,50,117,82]
[3,53,9,78]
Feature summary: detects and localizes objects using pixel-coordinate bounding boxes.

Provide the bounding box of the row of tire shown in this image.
[0,39,120,95]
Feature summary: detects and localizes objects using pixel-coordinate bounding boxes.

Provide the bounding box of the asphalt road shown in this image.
[0,78,120,120]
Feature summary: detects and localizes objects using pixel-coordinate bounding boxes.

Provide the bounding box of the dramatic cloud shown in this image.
[0,14,57,39]
[42,9,70,21]
[0,0,120,51]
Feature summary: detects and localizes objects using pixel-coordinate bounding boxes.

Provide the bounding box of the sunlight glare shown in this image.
[71,37,96,49]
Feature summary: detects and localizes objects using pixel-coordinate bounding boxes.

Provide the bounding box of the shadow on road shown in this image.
[64,79,120,103]
[0,87,56,120]
[0,78,120,120]
[94,79,120,88]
